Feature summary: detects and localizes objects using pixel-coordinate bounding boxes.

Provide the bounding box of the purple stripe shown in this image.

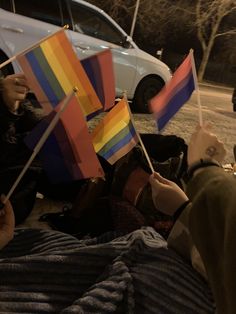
[157,72,194,130]
[81,56,105,106]
[156,67,194,114]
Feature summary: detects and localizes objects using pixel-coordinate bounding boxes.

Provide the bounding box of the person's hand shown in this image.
[0,196,15,250]
[1,74,29,113]
[149,172,189,216]
[188,124,226,167]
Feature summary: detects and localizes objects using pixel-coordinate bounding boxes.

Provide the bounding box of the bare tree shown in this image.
[194,0,236,81]
[88,0,236,81]
[155,0,236,81]
[88,0,175,46]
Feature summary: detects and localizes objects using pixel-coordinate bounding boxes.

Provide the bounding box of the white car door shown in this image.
[0,0,63,71]
[67,0,138,98]
[0,0,138,98]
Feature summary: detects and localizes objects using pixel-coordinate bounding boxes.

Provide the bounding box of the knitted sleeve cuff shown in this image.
[187,159,221,180]
[173,200,190,222]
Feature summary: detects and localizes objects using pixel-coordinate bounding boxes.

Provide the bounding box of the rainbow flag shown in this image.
[17,29,102,117]
[92,98,139,165]
[25,95,104,183]
[150,52,195,130]
[81,49,115,115]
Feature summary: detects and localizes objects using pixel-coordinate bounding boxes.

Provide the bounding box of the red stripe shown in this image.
[57,95,104,178]
[98,50,116,110]
[151,54,193,113]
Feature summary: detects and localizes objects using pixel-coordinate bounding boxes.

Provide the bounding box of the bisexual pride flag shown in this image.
[17,29,102,117]
[92,98,138,165]
[81,49,116,114]
[150,52,195,130]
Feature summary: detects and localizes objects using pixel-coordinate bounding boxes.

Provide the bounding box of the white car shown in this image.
[0,0,172,112]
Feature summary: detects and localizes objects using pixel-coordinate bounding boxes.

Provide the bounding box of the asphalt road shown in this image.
[133,85,236,163]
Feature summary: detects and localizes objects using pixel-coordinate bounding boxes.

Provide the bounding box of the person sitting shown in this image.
[0,74,84,224]
[0,74,44,224]
[150,124,235,314]
[0,74,43,163]
[0,124,234,314]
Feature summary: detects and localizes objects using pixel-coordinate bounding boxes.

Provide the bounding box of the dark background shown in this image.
[88,0,236,87]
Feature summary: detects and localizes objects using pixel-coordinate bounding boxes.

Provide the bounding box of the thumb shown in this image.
[149,173,167,192]
[0,195,14,219]
[153,172,171,185]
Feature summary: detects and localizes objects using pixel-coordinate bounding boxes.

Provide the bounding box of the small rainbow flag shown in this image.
[150,52,195,130]
[92,98,139,165]
[17,29,102,117]
[25,95,104,183]
[81,49,115,114]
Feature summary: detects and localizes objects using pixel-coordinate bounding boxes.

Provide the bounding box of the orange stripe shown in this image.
[107,136,138,165]
[49,33,87,95]
[92,99,128,139]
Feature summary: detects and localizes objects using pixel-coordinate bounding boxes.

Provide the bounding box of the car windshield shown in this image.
[70,1,126,46]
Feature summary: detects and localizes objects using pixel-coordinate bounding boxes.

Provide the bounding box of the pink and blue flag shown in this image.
[81,49,115,117]
[150,52,195,130]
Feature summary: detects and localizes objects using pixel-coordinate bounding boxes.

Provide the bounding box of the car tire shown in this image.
[132,76,164,113]
[0,52,14,78]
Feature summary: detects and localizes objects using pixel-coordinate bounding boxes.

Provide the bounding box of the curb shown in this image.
[199,82,233,93]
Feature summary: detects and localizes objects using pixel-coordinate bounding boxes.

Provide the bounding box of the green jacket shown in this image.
[169,166,236,314]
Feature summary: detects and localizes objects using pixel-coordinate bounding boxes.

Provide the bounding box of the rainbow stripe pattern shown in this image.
[81,49,115,114]
[150,52,195,130]
[17,29,102,117]
[92,98,138,165]
[25,95,104,183]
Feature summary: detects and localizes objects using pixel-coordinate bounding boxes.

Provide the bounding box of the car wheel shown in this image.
[133,76,164,113]
[0,52,14,78]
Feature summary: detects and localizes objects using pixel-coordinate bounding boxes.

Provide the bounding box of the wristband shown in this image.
[173,200,190,222]
[187,158,220,179]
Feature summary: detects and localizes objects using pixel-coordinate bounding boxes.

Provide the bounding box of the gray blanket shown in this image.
[0,227,215,313]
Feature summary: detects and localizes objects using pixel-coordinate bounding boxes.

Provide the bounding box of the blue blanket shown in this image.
[0,227,215,313]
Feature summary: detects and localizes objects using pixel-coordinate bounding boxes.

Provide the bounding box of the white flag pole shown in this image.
[0,25,69,70]
[3,88,77,204]
[130,0,141,38]
[123,92,155,173]
[189,49,203,126]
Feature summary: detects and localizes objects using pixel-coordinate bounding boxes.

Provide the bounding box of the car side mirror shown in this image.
[121,36,132,49]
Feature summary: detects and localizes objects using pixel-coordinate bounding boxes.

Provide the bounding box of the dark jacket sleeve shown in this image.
[0,90,44,168]
[187,166,236,314]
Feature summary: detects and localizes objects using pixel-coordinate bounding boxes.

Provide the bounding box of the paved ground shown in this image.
[133,85,236,163]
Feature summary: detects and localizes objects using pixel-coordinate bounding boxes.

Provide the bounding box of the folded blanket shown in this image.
[0,227,215,313]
